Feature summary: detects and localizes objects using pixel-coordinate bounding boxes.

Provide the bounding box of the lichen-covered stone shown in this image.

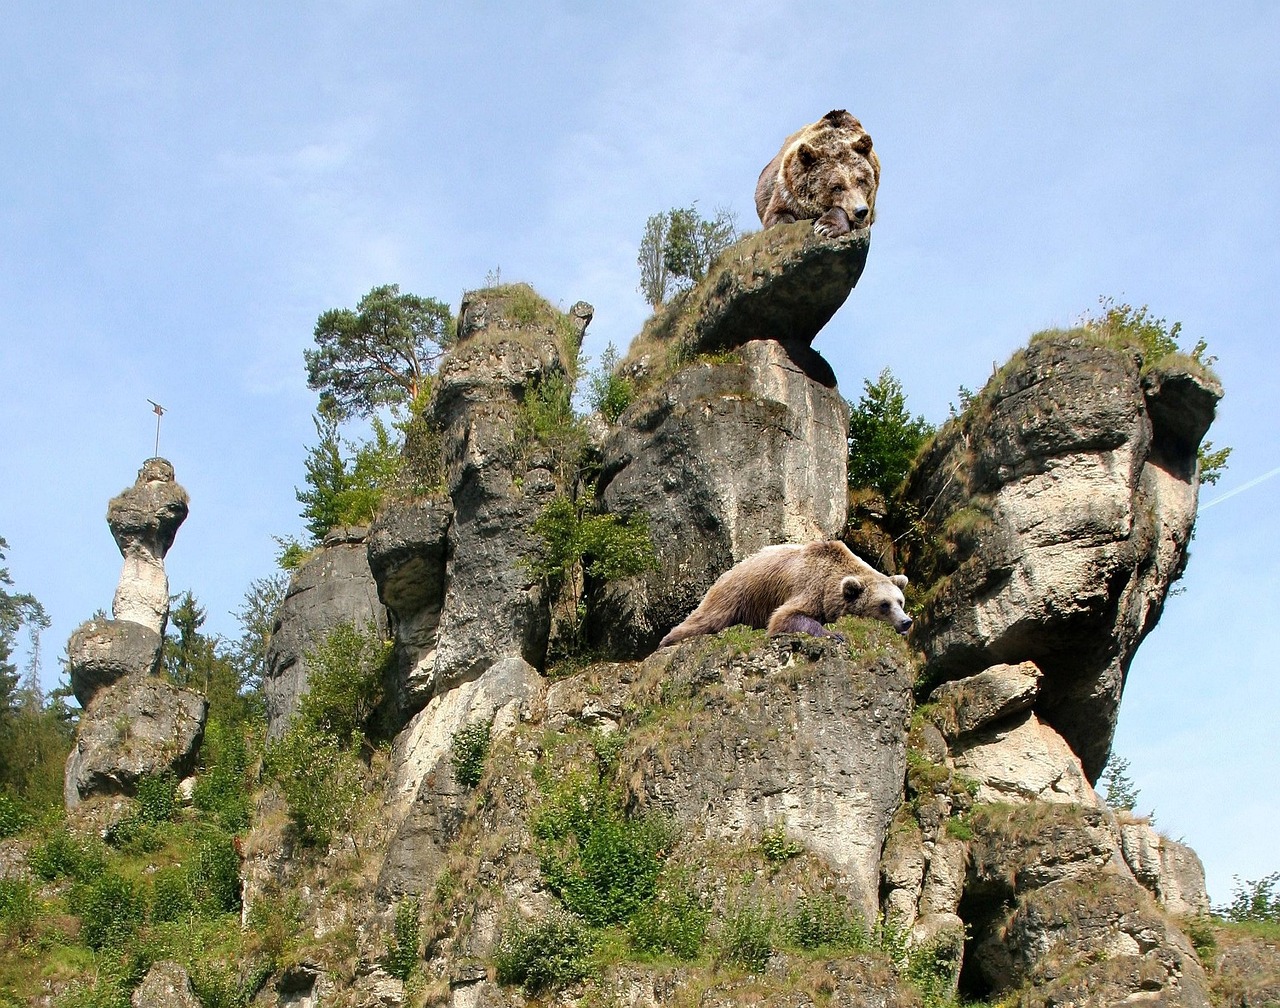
[264,526,388,739]
[66,617,163,706]
[65,672,207,808]
[591,340,849,657]
[106,457,188,634]
[904,335,1222,780]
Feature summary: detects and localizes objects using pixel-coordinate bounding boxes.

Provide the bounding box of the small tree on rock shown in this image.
[847,369,934,497]
[306,283,454,420]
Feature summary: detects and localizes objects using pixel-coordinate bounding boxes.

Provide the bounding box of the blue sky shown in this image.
[2,3,1277,904]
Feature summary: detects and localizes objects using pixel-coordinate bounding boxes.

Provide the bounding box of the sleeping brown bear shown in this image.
[657,540,911,648]
[754,109,881,238]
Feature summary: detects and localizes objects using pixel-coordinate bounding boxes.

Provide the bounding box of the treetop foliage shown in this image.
[637,205,738,309]
[847,368,934,497]
[306,283,454,420]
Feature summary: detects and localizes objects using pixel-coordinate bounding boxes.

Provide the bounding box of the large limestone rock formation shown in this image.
[106,457,189,634]
[264,525,388,739]
[903,334,1222,779]
[425,286,588,691]
[64,459,204,808]
[589,227,862,657]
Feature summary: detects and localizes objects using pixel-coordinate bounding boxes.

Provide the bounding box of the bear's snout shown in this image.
[850,203,870,223]
[896,615,913,635]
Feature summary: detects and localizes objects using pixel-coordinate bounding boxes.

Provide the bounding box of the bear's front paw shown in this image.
[813,208,852,238]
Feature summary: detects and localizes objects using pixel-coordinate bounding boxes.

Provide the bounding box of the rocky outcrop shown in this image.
[637,222,870,356]
[65,671,207,807]
[132,961,202,1008]
[106,457,189,635]
[962,805,1209,1006]
[63,459,205,808]
[1119,818,1211,917]
[903,334,1222,780]
[591,340,850,657]
[66,618,163,707]
[264,526,387,739]
[426,285,585,691]
[368,498,454,721]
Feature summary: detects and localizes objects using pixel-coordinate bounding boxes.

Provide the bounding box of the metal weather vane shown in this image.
[147,399,166,458]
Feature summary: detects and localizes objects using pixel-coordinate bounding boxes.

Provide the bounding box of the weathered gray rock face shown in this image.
[107,457,189,634]
[426,286,584,692]
[591,340,850,656]
[962,805,1209,1006]
[952,711,1100,807]
[904,335,1222,780]
[66,618,163,707]
[377,656,542,896]
[1119,818,1211,917]
[132,960,202,1008]
[367,498,454,721]
[264,526,388,739]
[623,632,914,922]
[65,672,207,808]
[641,222,870,355]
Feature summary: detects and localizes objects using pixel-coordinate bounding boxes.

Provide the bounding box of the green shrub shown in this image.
[588,343,634,423]
[298,621,391,742]
[451,721,492,789]
[1219,872,1280,924]
[718,902,775,972]
[29,827,105,882]
[0,877,38,939]
[533,772,671,926]
[149,865,194,923]
[0,794,27,839]
[192,720,255,832]
[385,896,421,981]
[189,832,241,916]
[759,823,804,864]
[848,368,934,496]
[529,490,657,586]
[263,727,365,848]
[626,884,707,960]
[73,872,145,950]
[134,772,178,824]
[494,912,594,992]
[787,894,866,952]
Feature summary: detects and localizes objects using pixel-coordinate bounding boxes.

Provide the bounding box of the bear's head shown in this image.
[785,128,879,234]
[839,573,912,635]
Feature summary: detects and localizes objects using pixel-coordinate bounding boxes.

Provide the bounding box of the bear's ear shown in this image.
[797,142,820,168]
[841,575,865,601]
[853,131,874,155]
[890,574,909,590]
[823,109,856,127]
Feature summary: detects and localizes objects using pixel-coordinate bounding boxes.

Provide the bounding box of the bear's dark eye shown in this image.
[879,601,890,611]
[831,183,844,193]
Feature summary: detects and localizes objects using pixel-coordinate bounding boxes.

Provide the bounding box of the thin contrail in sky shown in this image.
[1201,465,1280,510]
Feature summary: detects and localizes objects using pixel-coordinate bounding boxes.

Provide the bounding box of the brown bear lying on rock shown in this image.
[755,109,880,238]
[657,540,911,648]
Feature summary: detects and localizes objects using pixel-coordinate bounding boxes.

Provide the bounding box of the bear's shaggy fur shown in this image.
[754,109,881,238]
[657,540,911,648]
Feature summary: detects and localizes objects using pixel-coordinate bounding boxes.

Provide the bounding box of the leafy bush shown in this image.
[385,896,421,981]
[533,772,671,926]
[626,883,707,960]
[759,823,804,864]
[189,832,242,916]
[494,912,594,992]
[1219,872,1280,924]
[134,772,178,825]
[297,621,391,743]
[847,368,934,496]
[192,720,255,832]
[450,720,492,789]
[263,728,365,848]
[0,877,38,939]
[0,793,27,839]
[788,894,866,951]
[73,872,145,950]
[29,827,105,882]
[529,491,657,585]
[718,902,775,972]
[588,343,634,423]
[149,866,194,923]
